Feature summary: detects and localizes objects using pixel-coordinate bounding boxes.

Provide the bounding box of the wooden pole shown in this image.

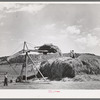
[27,54,46,81]
[23,42,28,82]
[20,41,29,82]
[23,41,26,52]
[25,52,28,82]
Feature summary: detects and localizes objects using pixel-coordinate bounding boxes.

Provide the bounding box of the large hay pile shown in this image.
[78,54,100,74]
[37,54,100,80]
[37,57,82,80]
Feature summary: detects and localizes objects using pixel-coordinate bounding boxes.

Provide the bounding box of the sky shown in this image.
[0,2,100,56]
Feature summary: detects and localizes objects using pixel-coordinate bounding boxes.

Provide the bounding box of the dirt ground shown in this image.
[0,79,100,89]
[1,64,100,89]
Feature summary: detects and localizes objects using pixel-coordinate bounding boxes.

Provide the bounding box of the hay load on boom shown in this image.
[35,43,62,56]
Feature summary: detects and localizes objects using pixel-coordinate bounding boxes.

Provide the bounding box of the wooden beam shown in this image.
[27,54,46,81]
[25,52,28,82]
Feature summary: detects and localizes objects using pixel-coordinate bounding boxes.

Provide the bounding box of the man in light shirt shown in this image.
[70,50,76,58]
[4,72,8,86]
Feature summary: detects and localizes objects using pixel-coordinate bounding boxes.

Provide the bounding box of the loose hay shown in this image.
[78,54,100,74]
[37,54,100,80]
[37,57,78,80]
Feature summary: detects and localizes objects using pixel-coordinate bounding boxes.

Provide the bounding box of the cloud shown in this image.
[92,27,100,36]
[0,14,5,19]
[76,34,99,47]
[93,27,100,31]
[18,4,45,13]
[44,23,55,29]
[42,23,68,38]
[0,3,46,13]
[0,22,4,26]
[40,23,56,36]
[0,3,15,10]
[76,37,86,44]
[61,25,81,36]
[8,4,45,13]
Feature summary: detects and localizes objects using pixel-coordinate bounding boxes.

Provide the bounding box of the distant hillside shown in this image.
[0,52,98,65]
[0,53,100,80]
[0,53,60,64]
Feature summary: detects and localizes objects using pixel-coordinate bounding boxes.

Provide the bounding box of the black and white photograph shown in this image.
[0,2,100,91]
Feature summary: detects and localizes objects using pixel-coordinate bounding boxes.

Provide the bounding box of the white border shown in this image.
[0,90,100,98]
[0,1,100,98]
[0,1,100,4]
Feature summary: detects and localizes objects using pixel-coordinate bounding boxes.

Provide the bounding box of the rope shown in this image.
[6,60,19,75]
[5,41,41,80]
[10,43,23,56]
[27,54,46,81]
[26,42,36,49]
[26,42,35,47]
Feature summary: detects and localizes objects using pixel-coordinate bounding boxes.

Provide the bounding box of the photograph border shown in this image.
[0,0,100,99]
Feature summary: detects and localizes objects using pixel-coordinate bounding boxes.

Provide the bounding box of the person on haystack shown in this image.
[70,50,76,58]
[4,72,8,86]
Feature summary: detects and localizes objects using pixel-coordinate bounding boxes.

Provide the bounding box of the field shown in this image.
[1,75,100,89]
[1,53,100,89]
[0,64,100,89]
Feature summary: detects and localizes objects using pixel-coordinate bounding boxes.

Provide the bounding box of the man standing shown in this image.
[70,50,76,58]
[4,72,8,86]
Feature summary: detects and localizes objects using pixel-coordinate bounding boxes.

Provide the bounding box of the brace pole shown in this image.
[27,54,46,81]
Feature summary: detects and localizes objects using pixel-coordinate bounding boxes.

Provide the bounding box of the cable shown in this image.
[10,42,23,56]
[26,42,36,49]
[6,60,19,75]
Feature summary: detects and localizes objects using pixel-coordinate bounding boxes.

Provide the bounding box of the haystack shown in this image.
[78,54,100,74]
[37,57,82,80]
[37,54,100,80]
